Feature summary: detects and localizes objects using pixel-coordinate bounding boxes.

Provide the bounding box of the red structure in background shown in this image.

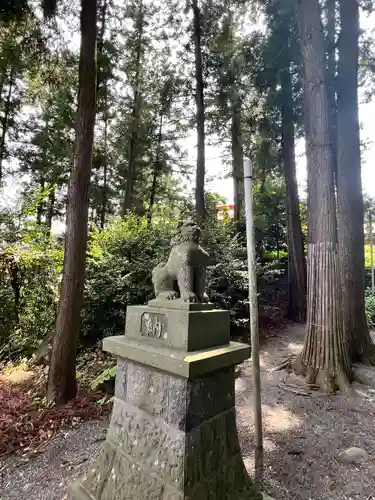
[215,204,235,220]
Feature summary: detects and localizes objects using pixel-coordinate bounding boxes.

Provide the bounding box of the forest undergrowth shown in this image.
[0,281,287,461]
[0,349,113,460]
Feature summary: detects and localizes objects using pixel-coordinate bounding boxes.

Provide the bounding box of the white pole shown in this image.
[370,211,374,294]
[243,158,263,483]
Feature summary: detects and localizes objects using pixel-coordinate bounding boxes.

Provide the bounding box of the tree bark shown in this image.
[97,0,108,230]
[0,66,15,182]
[47,0,97,405]
[325,0,337,183]
[46,186,55,231]
[0,71,5,100]
[280,64,307,323]
[231,91,243,223]
[294,0,351,392]
[147,112,163,225]
[336,0,375,363]
[96,0,108,94]
[122,0,144,216]
[100,112,108,229]
[36,177,45,225]
[192,0,206,223]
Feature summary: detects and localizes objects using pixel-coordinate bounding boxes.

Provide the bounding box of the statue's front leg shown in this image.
[177,266,198,302]
[195,267,209,302]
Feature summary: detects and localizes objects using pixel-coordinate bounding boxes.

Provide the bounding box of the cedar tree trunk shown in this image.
[46,186,55,231]
[192,0,206,223]
[47,0,98,404]
[36,177,45,225]
[336,0,375,363]
[122,0,143,216]
[0,67,14,182]
[294,0,351,392]
[100,113,108,229]
[325,0,337,182]
[280,65,307,323]
[231,91,244,223]
[147,112,163,225]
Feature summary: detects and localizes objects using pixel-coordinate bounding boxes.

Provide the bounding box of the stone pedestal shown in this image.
[68,301,262,500]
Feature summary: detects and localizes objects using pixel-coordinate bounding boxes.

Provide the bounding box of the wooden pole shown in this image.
[243,158,263,483]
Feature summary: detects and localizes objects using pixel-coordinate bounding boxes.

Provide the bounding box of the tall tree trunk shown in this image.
[0,71,5,98]
[96,0,109,229]
[96,0,108,93]
[192,0,206,223]
[336,0,375,363]
[231,91,243,223]
[36,177,45,225]
[122,0,144,216]
[0,66,15,182]
[280,64,307,323]
[46,186,55,231]
[325,0,337,183]
[47,0,98,405]
[294,0,351,392]
[90,205,96,225]
[147,112,163,225]
[100,110,108,229]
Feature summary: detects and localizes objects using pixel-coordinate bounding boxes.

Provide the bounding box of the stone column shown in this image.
[68,301,262,500]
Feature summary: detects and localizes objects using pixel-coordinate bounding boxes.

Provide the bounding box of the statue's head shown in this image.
[172,219,201,245]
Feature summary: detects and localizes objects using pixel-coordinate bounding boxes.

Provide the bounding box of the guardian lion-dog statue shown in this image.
[151,219,209,302]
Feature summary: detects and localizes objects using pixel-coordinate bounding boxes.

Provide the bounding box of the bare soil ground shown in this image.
[238,323,375,500]
[0,420,109,500]
[1,324,375,500]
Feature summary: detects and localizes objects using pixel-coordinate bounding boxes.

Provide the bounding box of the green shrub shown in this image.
[82,216,173,342]
[263,250,288,262]
[90,365,117,391]
[0,234,63,361]
[365,290,375,329]
[0,211,288,361]
[203,218,285,330]
[365,245,374,269]
[82,214,251,342]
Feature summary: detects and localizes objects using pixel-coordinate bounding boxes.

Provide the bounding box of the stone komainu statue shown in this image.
[151,219,209,303]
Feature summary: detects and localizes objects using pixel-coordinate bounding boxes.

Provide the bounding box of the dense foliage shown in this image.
[0,206,289,361]
[366,289,375,329]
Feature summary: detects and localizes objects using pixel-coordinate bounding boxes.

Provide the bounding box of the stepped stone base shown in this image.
[68,299,261,500]
[68,359,262,500]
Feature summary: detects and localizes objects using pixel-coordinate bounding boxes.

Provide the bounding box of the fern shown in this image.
[90,365,117,390]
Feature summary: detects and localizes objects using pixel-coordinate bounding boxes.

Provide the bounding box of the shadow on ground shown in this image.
[2,324,375,500]
[237,324,375,500]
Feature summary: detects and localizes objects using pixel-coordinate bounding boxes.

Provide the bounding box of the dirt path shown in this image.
[238,323,375,500]
[1,324,375,500]
[0,420,109,500]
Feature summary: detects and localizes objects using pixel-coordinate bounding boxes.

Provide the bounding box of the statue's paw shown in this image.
[199,293,209,303]
[182,292,198,303]
[166,291,179,300]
